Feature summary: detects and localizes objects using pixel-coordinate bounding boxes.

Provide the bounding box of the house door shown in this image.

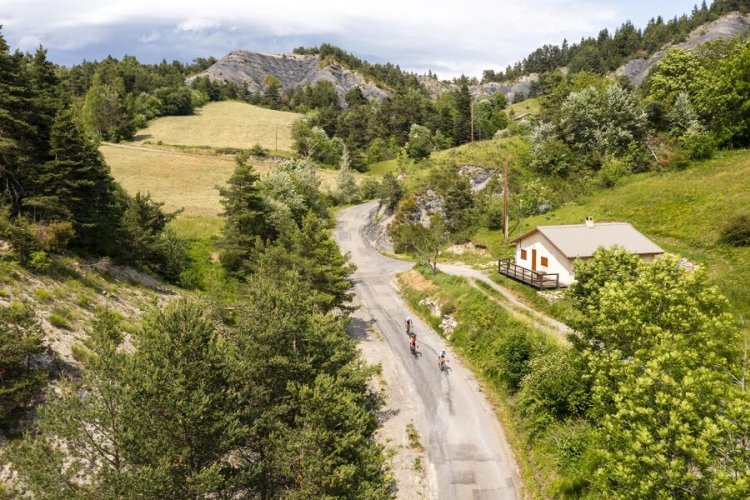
[531,249,537,271]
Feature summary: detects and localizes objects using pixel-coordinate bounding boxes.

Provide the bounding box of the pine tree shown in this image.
[43,106,122,253]
[218,154,273,275]
[0,302,46,430]
[121,300,245,497]
[453,81,472,145]
[0,30,36,211]
[25,47,59,162]
[10,304,246,498]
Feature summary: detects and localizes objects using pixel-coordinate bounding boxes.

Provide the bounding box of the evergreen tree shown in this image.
[453,81,472,145]
[25,47,59,162]
[43,106,122,254]
[120,192,188,282]
[228,274,390,497]
[218,154,273,275]
[0,30,37,211]
[10,304,246,498]
[0,302,46,431]
[122,300,245,497]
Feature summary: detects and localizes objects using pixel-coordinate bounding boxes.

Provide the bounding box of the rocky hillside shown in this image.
[0,254,177,367]
[617,12,750,85]
[419,73,539,102]
[188,50,388,104]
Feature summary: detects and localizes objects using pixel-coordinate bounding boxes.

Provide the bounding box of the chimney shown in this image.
[585,216,594,228]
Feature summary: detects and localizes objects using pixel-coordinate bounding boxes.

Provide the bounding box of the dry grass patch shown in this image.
[132,100,301,152]
[398,270,438,292]
[104,143,342,218]
[102,143,275,217]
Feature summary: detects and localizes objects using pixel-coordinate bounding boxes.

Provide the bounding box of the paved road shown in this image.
[336,201,521,500]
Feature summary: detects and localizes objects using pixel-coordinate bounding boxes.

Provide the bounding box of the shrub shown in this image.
[519,348,590,434]
[440,302,456,316]
[249,143,269,157]
[666,149,690,170]
[496,330,534,393]
[27,251,51,272]
[33,289,53,303]
[720,215,750,246]
[597,156,628,188]
[34,221,74,253]
[359,178,381,200]
[0,302,46,431]
[48,308,72,330]
[680,128,716,160]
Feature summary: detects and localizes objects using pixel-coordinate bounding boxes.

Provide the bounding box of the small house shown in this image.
[499,217,664,288]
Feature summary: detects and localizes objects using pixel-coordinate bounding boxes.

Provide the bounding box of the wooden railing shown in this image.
[497,258,561,289]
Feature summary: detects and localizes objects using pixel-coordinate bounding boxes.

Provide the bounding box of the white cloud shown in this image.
[177,17,220,33]
[0,0,696,77]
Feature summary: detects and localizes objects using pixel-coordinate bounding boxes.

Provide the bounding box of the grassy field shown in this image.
[102,143,268,217]
[132,101,302,152]
[432,134,530,169]
[507,97,540,117]
[103,143,339,218]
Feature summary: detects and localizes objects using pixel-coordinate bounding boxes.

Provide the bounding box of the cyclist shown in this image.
[405,317,413,335]
[409,334,418,355]
[438,349,448,370]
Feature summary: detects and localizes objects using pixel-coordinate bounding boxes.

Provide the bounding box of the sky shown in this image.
[0,0,700,79]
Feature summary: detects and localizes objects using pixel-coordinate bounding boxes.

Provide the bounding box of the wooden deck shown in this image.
[497,258,562,289]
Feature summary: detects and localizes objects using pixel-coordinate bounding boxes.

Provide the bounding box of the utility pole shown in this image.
[275,125,278,153]
[502,158,509,240]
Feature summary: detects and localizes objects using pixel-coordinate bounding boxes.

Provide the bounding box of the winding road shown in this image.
[336,201,521,500]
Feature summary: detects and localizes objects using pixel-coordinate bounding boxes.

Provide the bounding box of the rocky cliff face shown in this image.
[187,50,388,104]
[617,12,750,86]
[418,74,539,102]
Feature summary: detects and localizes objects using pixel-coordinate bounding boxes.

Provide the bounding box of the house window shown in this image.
[540,256,549,267]
[520,249,527,260]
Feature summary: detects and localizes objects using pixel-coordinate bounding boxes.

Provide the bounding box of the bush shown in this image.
[597,156,628,188]
[0,302,46,431]
[519,348,590,434]
[720,215,750,246]
[440,302,456,316]
[666,149,690,170]
[496,330,534,393]
[680,128,716,160]
[35,221,74,253]
[27,251,51,272]
[249,143,269,157]
[359,178,381,200]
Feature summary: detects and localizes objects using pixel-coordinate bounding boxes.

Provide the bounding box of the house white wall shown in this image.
[514,232,575,285]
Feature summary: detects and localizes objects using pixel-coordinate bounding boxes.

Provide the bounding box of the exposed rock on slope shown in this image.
[362,203,395,253]
[617,12,750,86]
[418,74,539,102]
[188,50,388,104]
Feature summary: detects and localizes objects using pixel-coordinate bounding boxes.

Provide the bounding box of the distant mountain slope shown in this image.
[188,50,388,103]
[617,12,750,85]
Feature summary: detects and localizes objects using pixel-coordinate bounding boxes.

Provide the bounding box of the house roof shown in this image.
[511,222,664,259]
